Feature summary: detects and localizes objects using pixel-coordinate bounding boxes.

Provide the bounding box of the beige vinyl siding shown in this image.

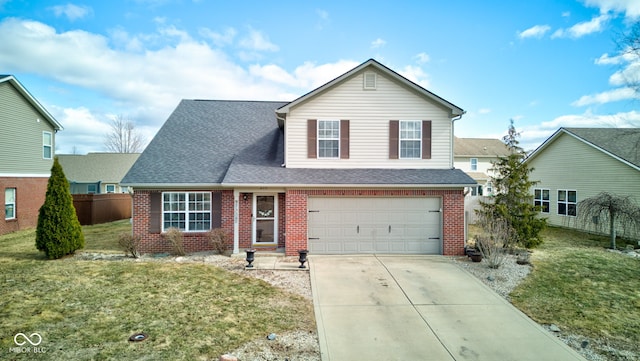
[0,82,55,175]
[454,156,497,174]
[528,133,640,231]
[285,70,453,169]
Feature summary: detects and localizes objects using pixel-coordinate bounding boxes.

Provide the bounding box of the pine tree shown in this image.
[476,120,546,248]
[36,157,85,259]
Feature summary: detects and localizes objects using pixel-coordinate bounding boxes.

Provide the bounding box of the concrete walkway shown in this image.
[310,255,586,361]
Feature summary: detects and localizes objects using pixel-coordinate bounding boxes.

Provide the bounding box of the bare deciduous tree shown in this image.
[104,115,145,153]
[576,192,640,249]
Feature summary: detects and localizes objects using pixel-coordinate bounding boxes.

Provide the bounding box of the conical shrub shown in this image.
[36,157,85,259]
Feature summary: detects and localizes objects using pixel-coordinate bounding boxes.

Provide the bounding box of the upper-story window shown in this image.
[43,132,52,159]
[470,158,478,171]
[400,121,421,159]
[318,120,340,158]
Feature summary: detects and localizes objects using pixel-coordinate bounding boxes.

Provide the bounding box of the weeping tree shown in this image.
[576,192,640,249]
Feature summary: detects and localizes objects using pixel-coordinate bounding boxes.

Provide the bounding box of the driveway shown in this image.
[310,255,586,361]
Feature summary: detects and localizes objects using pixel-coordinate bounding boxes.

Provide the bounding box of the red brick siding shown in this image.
[132,190,233,254]
[0,177,49,235]
[238,193,252,250]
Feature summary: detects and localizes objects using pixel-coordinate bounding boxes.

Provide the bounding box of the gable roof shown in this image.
[454,137,510,157]
[0,75,63,131]
[526,127,640,171]
[57,153,141,183]
[122,99,475,187]
[275,59,464,121]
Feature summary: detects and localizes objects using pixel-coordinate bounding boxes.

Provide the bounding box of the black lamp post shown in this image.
[298,250,309,268]
[245,249,256,268]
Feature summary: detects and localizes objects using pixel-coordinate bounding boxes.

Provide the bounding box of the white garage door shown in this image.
[308,197,442,254]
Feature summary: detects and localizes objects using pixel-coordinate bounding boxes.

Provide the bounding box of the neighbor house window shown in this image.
[87,184,97,194]
[400,120,421,158]
[105,184,116,193]
[5,188,16,220]
[470,158,478,171]
[162,192,211,231]
[318,120,339,158]
[558,190,577,216]
[43,132,52,159]
[534,188,550,213]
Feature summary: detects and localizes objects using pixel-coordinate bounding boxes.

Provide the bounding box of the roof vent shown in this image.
[363,72,376,90]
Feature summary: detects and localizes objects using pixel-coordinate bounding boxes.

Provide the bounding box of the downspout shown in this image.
[451,112,464,169]
[233,189,240,254]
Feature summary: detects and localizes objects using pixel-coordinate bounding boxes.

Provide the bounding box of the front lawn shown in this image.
[0,223,315,360]
[509,227,640,359]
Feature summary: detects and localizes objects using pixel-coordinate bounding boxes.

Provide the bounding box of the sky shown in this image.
[1,0,640,154]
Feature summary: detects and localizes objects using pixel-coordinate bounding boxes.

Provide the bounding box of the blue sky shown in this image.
[1,0,639,154]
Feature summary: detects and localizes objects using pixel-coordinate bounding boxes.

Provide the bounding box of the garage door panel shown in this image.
[308,197,442,255]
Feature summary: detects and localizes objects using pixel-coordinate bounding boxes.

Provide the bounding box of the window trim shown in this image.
[399,120,422,159]
[317,119,340,159]
[5,188,16,220]
[534,188,550,214]
[43,131,52,160]
[87,184,97,194]
[557,189,577,217]
[105,184,116,193]
[470,158,478,171]
[162,191,212,232]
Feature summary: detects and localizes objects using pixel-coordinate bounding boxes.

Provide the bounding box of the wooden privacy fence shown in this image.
[72,193,132,225]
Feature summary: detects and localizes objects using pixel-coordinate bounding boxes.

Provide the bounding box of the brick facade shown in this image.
[132,188,466,256]
[0,177,49,235]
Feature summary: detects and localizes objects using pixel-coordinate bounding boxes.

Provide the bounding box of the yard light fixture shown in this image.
[298,249,309,268]
[245,248,256,268]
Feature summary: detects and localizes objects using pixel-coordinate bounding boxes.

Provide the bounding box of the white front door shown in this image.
[253,194,277,244]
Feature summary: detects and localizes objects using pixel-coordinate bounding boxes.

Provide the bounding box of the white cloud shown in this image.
[595,52,622,65]
[517,25,551,39]
[398,65,430,88]
[562,11,571,17]
[50,3,92,21]
[552,14,609,39]
[315,9,330,30]
[239,27,279,52]
[584,0,640,19]
[572,87,638,106]
[371,38,386,48]
[414,52,430,64]
[199,27,236,47]
[478,108,491,114]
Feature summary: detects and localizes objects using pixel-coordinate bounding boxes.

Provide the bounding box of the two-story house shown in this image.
[121,59,476,256]
[1,75,63,235]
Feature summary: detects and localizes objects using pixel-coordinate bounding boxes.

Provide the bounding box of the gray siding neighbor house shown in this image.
[122,59,476,256]
[526,127,640,239]
[0,75,63,235]
[57,153,140,194]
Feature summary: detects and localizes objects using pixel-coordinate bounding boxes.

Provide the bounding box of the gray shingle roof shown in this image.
[122,99,476,187]
[563,128,640,168]
[57,153,140,183]
[454,137,510,157]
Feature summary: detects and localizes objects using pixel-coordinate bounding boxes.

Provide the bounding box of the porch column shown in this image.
[233,189,239,254]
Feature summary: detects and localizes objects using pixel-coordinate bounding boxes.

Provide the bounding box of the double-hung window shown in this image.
[105,184,116,193]
[5,188,16,220]
[318,120,339,158]
[163,192,211,231]
[470,158,478,171]
[43,132,52,159]
[558,190,577,216]
[534,188,550,213]
[400,121,421,158]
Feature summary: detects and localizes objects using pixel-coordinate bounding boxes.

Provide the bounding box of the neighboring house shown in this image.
[454,137,511,224]
[57,153,141,194]
[454,137,510,196]
[526,127,640,238]
[0,75,63,235]
[122,59,476,256]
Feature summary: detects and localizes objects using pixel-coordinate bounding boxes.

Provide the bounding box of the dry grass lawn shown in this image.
[0,222,315,360]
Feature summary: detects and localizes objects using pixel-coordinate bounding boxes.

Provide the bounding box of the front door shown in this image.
[253,194,277,244]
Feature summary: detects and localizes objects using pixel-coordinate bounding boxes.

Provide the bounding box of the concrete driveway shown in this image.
[310,255,586,361]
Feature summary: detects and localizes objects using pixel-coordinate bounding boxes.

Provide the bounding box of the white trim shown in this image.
[317,119,340,159]
[0,173,50,178]
[399,120,422,159]
[43,131,53,160]
[105,184,116,193]
[533,188,550,214]
[557,189,578,217]
[5,187,16,220]
[161,191,213,232]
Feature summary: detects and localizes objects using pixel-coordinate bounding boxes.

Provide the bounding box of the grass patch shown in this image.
[0,223,315,360]
[509,226,640,357]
